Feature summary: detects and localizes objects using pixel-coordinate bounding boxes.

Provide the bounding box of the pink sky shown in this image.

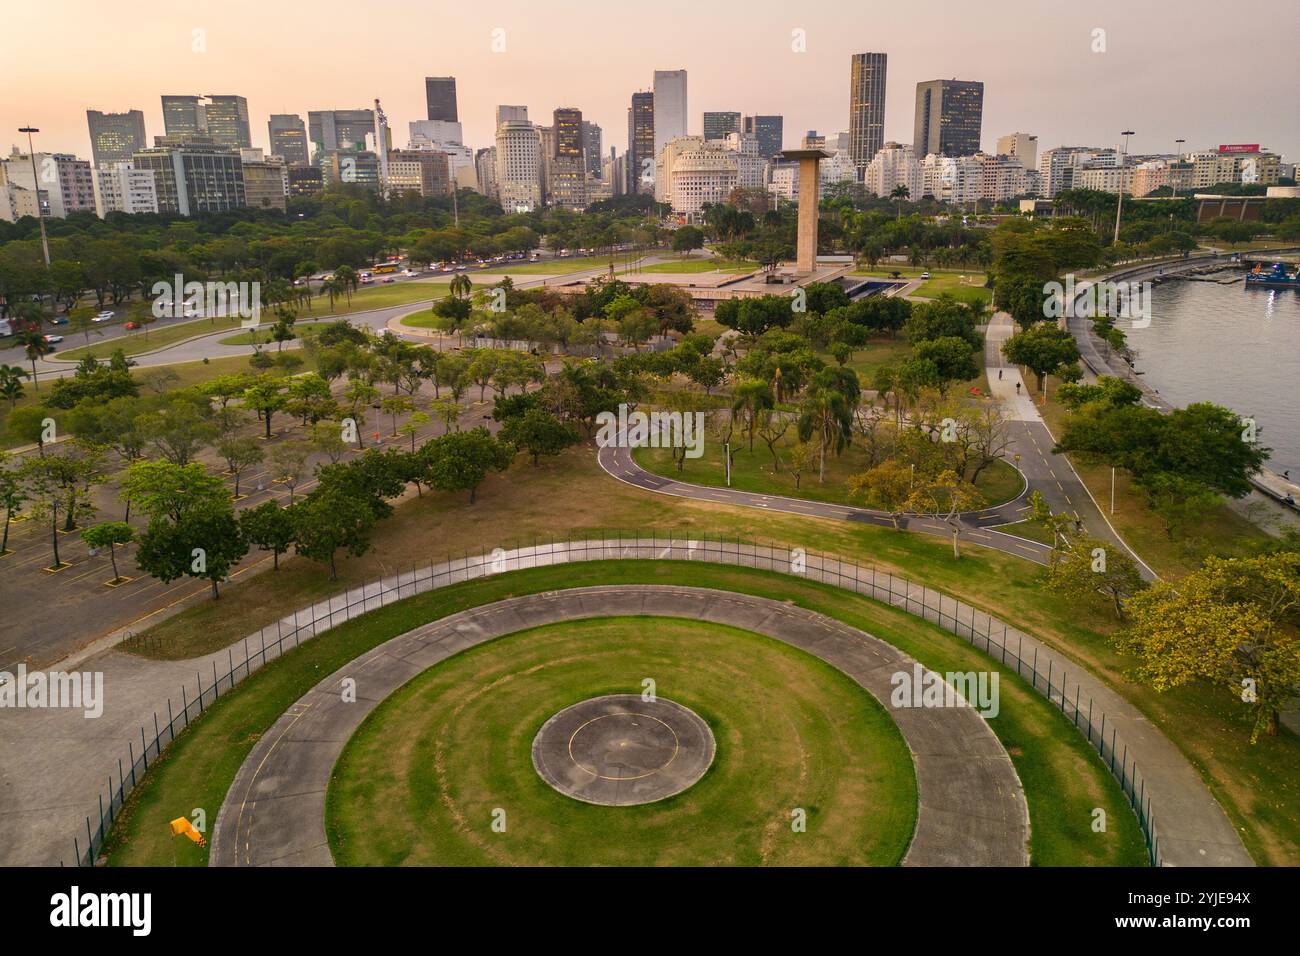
[3,0,1297,163]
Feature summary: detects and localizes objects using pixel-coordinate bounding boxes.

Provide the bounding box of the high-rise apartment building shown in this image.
[628,91,655,194]
[203,96,252,149]
[387,149,451,197]
[268,115,309,165]
[132,141,246,214]
[496,120,542,212]
[655,136,738,215]
[848,52,887,173]
[92,162,159,217]
[1,150,96,218]
[240,148,288,211]
[995,132,1038,171]
[914,79,984,157]
[475,147,498,199]
[703,112,741,141]
[742,115,784,159]
[581,121,603,177]
[424,77,458,122]
[652,70,688,156]
[864,142,922,202]
[86,110,147,166]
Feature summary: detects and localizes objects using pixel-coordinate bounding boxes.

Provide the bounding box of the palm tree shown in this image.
[730,378,774,452]
[797,380,855,484]
[334,266,358,305]
[319,277,344,312]
[16,331,51,392]
[890,184,911,219]
[0,365,28,408]
[450,272,473,299]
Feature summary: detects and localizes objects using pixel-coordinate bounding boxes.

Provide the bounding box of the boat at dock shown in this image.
[1244,262,1300,289]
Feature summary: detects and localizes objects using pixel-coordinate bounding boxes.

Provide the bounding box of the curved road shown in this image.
[211,585,1030,867]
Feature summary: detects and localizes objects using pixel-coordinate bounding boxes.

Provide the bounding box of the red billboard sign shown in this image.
[1218,144,1260,153]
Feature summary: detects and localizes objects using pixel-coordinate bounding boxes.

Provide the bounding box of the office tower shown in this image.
[86,110,147,166]
[495,120,542,212]
[475,146,498,199]
[628,91,655,194]
[287,165,324,197]
[387,149,451,197]
[308,110,376,157]
[496,105,528,127]
[548,108,587,210]
[409,119,464,148]
[424,76,458,122]
[268,115,309,165]
[742,115,784,159]
[132,141,246,214]
[203,95,252,149]
[319,150,381,191]
[703,111,740,141]
[996,132,1038,170]
[582,121,603,177]
[652,69,688,156]
[161,95,205,141]
[554,108,583,158]
[913,79,985,157]
[848,52,887,173]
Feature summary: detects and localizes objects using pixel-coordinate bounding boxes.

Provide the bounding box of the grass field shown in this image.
[633,431,1024,510]
[850,267,992,309]
[102,561,1146,867]
[328,616,918,866]
[218,322,331,346]
[53,283,450,361]
[639,258,759,274]
[489,255,643,275]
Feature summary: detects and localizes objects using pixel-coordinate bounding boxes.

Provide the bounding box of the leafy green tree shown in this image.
[911,336,980,396]
[240,500,296,570]
[420,427,514,503]
[217,436,264,498]
[849,459,913,529]
[138,394,218,465]
[0,452,26,555]
[135,501,247,599]
[1001,322,1080,394]
[243,377,287,440]
[0,364,28,408]
[1046,535,1146,619]
[81,521,135,583]
[500,408,579,465]
[122,459,227,523]
[1117,552,1300,741]
[292,487,375,579]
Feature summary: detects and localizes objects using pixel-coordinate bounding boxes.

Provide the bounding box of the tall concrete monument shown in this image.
[781,148,830,274]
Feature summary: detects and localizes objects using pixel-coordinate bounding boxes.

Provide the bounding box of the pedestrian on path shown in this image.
[998,369,1003,380]
[1015,382,1021,395]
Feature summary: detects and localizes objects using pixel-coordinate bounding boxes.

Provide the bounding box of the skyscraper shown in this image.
[848,52,887,173]
[742,115,784,159]
[913,80,985,157]
[628,91,655,194]
[550,108,587,210]
[703,112,741,141]
[268,115,309,165]
[582,121,603,177]
[496,105,529,127]
[161,95,205,141]
[308,110,376,156]
[554,108,584,158]
[425,77,458,122]
[203,95,252,149]
[86,110,147,167]
[652,70,687,156]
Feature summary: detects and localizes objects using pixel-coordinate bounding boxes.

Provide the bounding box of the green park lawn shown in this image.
[639,257,759,274]
[329,616,918,866]
[103,560,1146,867]
[633,428,1024,510]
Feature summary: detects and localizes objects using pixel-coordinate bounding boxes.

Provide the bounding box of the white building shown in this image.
[864,142,922,201]
[723,132,767,189]
[1037,146,1120,197]
[495,120,542,212]
[768,163,799,203]
[475,146,497,199]
[653,69,688,156]
[92,162,159,216]
[923,153,1026,204]
[408,119,475,184]
[995,132,1038,171]
[655,136,737,216]
[1072,164,1134,195]
[0,181,42,222]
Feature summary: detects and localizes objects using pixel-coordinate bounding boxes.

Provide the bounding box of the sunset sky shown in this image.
[3,0,1297,162]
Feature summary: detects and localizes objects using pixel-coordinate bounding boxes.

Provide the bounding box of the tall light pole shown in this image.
[1172,138,1185,199]
[1112,130,1135,244]
[17,126,51,267]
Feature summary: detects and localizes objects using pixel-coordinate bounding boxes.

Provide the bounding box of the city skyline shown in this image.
[4,0,1297,164]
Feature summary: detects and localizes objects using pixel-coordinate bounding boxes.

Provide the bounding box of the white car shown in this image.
[92,312,114,322]
[43,334,64,343]
[920,272,932,280]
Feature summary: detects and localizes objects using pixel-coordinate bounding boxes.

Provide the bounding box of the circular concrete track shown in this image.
[211,585,1030,867]
[533,695,716,805]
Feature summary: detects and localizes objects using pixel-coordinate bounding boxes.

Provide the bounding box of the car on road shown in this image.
[43,334,64,343]
[50,316,68,325]
[92,312,114,322]
[920,272,931,280]
[381,277,396,283]
[124,321,140,330]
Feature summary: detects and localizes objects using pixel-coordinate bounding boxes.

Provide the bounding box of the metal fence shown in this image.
[75,531,1160,867]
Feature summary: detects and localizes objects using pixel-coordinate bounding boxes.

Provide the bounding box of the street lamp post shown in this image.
[1112,130,1135,245]
[1172,138,1186,199]
[17,126,51,267]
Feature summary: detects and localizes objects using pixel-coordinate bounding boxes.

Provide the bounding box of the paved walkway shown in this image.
[211,586,1030,867]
